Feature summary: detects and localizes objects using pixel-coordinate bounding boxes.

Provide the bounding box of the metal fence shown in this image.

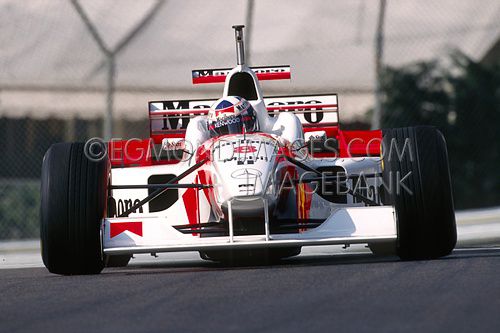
[1,0,500,239]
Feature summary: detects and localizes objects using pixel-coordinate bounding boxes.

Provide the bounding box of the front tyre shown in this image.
[382,126,457,260]
[40,142,109,275]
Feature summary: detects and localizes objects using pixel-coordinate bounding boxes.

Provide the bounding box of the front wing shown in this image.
[102,206,396,255]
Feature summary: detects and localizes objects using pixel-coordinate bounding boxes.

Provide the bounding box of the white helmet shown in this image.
[207,96,259,137]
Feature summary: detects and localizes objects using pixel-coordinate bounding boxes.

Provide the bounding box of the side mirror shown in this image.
[161,138,185,151]
[304,131,338,154]
[304,130,327,143]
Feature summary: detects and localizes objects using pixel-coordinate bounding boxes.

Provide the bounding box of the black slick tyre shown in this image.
[40,142,109,275]
[382,126,457,260]
[105,255,131,267]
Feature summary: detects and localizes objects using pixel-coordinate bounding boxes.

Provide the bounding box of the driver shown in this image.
[183,95,303,164]
[207,96,258,137]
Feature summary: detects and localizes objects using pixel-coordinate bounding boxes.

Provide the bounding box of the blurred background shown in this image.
[1,0,499,239]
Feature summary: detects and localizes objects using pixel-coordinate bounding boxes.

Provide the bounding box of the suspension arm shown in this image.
[117,158,209,217]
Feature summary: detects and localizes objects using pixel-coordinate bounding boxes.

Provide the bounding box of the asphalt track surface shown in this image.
[2,247,500,333]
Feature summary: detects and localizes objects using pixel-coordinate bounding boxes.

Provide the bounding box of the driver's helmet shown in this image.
[207,96,259,138]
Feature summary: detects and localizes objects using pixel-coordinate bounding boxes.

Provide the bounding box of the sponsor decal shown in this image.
[149,95,338,137]
[214,116,240,128]
[116,199,144,216]
[231,168,262,179]
[231,168,263,195]
[235,100,250,112]
[150,100,211,131]
[233,145,257,153]
[268,99,324,123]
[214,107,235,117]
[110,221,143,238]
[160,101,191,130]
[253,67,288,74]
[192,69,230,78]
[191,66,290,84]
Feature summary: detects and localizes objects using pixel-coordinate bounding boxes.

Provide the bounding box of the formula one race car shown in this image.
[40,26,456,275]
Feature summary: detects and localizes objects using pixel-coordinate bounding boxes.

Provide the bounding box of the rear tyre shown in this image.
[40,142,109,275]
[368,242,397,256]
[105,255,132,268]
[382,126,456,260]
[199,247,301,264]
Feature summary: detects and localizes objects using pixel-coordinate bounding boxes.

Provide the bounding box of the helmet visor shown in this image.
[209,108,258,137]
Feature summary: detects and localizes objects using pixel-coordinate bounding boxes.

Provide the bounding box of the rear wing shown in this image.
[149,94,338,143]
[192,65,291,84]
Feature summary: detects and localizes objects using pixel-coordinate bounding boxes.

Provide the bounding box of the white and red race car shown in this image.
[40,26,456,275]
